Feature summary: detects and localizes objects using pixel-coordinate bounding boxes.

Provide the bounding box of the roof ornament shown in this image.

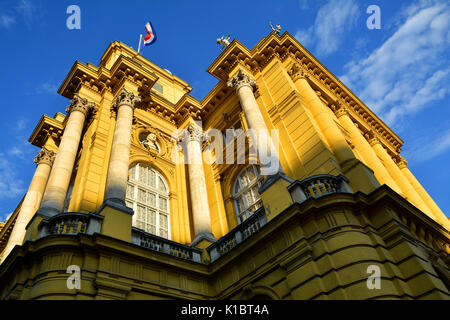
[216,34,231,50]
[269,21,281,36]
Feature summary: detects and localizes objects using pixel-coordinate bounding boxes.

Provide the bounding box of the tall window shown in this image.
[233,165,264,223]
[126,163,170,239]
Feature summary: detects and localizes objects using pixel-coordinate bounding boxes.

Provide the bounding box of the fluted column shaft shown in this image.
[0,148,55,262]
[291,69,355,166]
[39,94,94,216]
[227,70,280,175]
[369,135,431,215]
[104,88,141,202]
[335,106,402,194]
[185,124,213,238]
[398,158,448,228]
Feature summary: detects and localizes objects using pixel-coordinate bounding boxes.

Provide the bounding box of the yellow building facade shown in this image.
[0,31,449,300]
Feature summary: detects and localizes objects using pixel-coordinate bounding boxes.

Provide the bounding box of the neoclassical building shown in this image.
[0,31,449,300]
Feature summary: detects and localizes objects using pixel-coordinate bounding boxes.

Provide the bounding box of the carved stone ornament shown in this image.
[227,70,257,92]
[333,100,349,118]
[142,132,159,152]
[288,63,309,82]
[113,88,142,110]
[395,155,408,169]
[34,147,56,166]
[65,93,95,117]
[364,130,380,147]
[187,123,204,142]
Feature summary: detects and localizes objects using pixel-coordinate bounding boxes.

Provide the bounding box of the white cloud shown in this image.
[405,129,450,163]
[0,154,25,199]
[35,82,58,95]
[0,13,15,28]
[340,3,450,126]
[295,0,359,57]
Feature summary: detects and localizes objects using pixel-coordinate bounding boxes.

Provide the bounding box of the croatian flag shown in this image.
[143,22,157,46]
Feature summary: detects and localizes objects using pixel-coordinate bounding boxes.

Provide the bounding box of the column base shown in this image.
[190,231,217,247]
[96,198,134,242]
[99,198,134,215]
[341,158,380,194]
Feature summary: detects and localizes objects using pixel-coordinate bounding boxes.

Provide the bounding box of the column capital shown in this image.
[187,123,204,142]
[113,88,141,111]
[66,93,95,117]
[34,147,55,167]
[288,63,309,82]
[365,130,381,147]
[395,155,408,169]
[332,99,349,118]
[227,70,257,92]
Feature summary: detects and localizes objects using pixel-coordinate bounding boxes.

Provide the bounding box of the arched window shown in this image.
[233,165,264,223]
[125,163,170,239]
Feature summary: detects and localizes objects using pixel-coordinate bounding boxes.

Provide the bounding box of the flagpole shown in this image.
[137,34,143,54]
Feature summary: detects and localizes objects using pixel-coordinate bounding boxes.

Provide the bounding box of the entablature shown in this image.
[206,31,403,155]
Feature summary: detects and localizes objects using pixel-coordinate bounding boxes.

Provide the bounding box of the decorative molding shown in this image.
[112,88,141,111]
[364,130,380,147]
[34,147,56,167]
[288,63,309,82]
[65,93,95,117]
[227,70,257,92]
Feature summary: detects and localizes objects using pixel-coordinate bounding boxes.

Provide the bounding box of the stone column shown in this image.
[38,94,94,216]
[290,64,379,193]
[104,88,141,203]
[0,148,55,262]
[397,156,448,227]
[227,70,280,175]
[290,66,355,166]
[335,104,402,194]
[367,132,432,215]
[185,123,215,244]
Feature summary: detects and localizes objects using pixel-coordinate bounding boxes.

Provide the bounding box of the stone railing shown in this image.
[131,227,202,263]
[207,207,267,262]
[288,174,352,203]
[37,212,104,238]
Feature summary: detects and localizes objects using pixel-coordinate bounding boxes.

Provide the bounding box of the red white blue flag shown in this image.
[143,22,157,46]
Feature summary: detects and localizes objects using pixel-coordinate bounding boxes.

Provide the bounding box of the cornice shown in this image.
[28,114,64,148]
[58,55,158,101]
[206,31,403,153]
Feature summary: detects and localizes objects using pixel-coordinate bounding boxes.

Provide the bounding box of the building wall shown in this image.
[0,32,448,300]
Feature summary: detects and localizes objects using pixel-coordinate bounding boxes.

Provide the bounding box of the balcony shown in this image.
[34,174,350,265]
[131,227,203,263]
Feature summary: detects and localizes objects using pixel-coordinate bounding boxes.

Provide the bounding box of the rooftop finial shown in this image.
[216,34,231,50]
[269,21,281,36]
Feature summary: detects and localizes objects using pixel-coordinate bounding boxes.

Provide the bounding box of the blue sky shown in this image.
[0,0,449,221]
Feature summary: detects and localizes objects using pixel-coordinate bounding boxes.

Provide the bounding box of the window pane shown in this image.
[148,192,156,207]
[158,177,166,192]
[160,214,168,229]
[138,188,146,203]
[126,184,134,199]
[129,165,136,181]
[137,205,146,222]
[159,229,168,239]
[148,209,156,225]
[149,170,156,188]
[159,197,168,212]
